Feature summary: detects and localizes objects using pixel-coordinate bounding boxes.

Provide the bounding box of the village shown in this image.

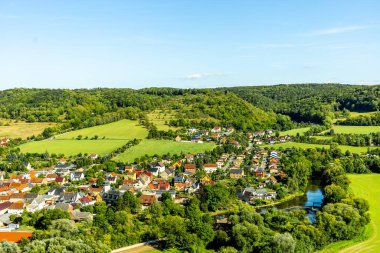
[0,126,287,240]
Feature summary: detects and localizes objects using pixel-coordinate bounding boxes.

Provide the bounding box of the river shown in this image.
[258,181,324,222]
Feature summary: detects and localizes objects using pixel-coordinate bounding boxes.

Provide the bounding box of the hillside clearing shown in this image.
[56,119,148,140]
[0,119,56,139]
[114,139,216,163]
[280,127,310,136]
[332,126,380,134]
[147,110,180,131]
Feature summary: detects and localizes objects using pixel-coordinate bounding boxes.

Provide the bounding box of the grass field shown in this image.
[147,110,180,131]
[280,127,310,136]
[332,126,380,134]
[19,119,148,156]
[318,174,380,253]
[114,139,216,163]
[20,139,128,156]
[56,119,148,140]
[263,142,371,154]
[349,111,377,118]
[0,119,56,139]
[312,136,333,140]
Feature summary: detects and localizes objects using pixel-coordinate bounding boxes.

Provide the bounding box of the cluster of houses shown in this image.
[0,138,287,231]
[175,126,235,144]
[247,130,291,145]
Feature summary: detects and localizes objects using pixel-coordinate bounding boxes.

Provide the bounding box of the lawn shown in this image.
[280,127,310,136]
[263,142,371,154]
[0,119,56,139]
[56,119,148,140]
[114,139,216,163]
[147,110,180,131]
[317,174,380,253]
[332,126,380,135]
[20,139,128,156]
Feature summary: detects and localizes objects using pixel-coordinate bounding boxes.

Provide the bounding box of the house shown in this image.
[204,164,218,173]
[71,209,93,222]
[148,162,165,173]
[184,164,196,174]
[0,231,32,242]
[26,195,53,213]
[89,153,99,159]
[0,138,10,146]
[211,126,222,133]
[54,203,73,212]
[102,190,123,205]
[70,172,85,181]
[185,154,194,162]
[175,136,182,142]
[139,194,157,206]
[46,173,58,182]
[0,202,12,215]
[24,193,38,204]
[7,202,24,214]
[147,168,160,177]
[230,169,245,179]
[55,176,66,185]
[79,196,96,206]
[9,193,26,203]
[47,187,64,197]
[30,178,47,186]
[57,192,82,204]
[159,168,174,180]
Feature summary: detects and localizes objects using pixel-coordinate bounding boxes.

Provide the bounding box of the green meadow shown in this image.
[318,174,380,253]
[280,127,310,136]
[263,142,371,154]
[332,125,380,134]
[147,110,180,131]
[19,119,148,156]
[56,119,148,140]
[20,139,127,156]
[114,139,216,163]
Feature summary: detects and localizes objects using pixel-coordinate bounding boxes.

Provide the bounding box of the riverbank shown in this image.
[254,191,305,209]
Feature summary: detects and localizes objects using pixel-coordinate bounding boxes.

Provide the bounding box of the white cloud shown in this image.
[306,25,369,36]
[184,73,224,80]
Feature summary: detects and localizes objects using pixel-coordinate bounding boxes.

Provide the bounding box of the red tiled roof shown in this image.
[0,232,32,242]
[184,164,196,170]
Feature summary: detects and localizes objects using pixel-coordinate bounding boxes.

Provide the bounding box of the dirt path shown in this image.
[112,245,155,253]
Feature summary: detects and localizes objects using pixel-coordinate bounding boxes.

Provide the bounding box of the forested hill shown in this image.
[0,88,277,131]
[224,83,380,124]
[1,84,380,132]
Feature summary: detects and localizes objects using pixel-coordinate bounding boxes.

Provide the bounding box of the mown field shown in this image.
[20,139,128,156]
[19,120,148,156]
[114,139,216,163]
[147,110,180,131]
[263,142,372,154]
[280,127,310,136]
[332,125,380,134]
[318,174,380,253]
[56,119,148,140]
[0,119,56,139]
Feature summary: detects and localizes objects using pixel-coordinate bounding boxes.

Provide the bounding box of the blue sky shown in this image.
[0,0,379,89]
